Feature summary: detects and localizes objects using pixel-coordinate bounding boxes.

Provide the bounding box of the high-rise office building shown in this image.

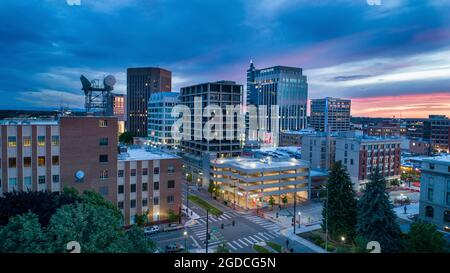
[148,92,179,148]
[127,67,171,137]
[310,97,351,133]
[246,63,308,139]
[178,81,243,188]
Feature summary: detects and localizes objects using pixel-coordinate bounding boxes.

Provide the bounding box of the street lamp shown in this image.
[183,230,188,251]
[298,212,302,228]
[341,236,346,243]
[156,212,160,221]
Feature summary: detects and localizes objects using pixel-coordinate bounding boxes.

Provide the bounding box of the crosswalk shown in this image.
[208,231,280,252]
[194,211,239,224]
[240,214,280,231]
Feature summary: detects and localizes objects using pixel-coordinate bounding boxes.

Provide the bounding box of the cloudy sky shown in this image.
[1,0,450,117]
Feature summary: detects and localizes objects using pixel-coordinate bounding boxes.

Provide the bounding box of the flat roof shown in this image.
[118,148,180,161]
[211,157,308,172]
[422,154,450,165]
[0,119,58,125]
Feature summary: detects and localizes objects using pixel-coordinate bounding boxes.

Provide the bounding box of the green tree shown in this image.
[214,244,230,253]
[80,190,122,219]
[167,209,179,223]
[356,168,403,253]
[0,212,50,253]
[208,182,216,197]
[0,190,79,226]
[405,221,447,253]
[281,196,288,208]
[321,161,357,241]
[112,225,156,253]
[119,131,134,145]
[134,213,147,227]
[268,196,275,209]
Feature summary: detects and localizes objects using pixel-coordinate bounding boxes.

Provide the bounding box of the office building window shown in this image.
[52,175,60,183]
[131,169,136,176]
[168,166,175,174]
[131,184,136,193]
[142,182,148,191]
[154,167,160,175]
[51,136,59,146]
[154,182,159,190]
[118,185,124,194]
[142,198,148,207]
[142,168,148,176]
[52,156,59,166]
[99,155,108,163]
[427,187,434,202]
[99,120,108,127]
[8,136,17,147]
[23,136,31,147]
[429,163,435,170]
[24,157,32,168]
[168,180,175,189]
[24,176,32,189]
[425,206,434,218]
[8,157,17,168]
[99,138,109,146]
[8,178,17,188]
[118,170,124,177]
[100,170,109,180]
[153,197,159,205]
[167,195,174,204]
[445,211,450,223]
[38,156,46,166]
[118,201,124,209]
[38,136,46,146]
[38,176,46,184]
[130,199,136,208]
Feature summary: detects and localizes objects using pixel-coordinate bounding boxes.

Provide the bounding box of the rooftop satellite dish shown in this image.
[103,75,116,90]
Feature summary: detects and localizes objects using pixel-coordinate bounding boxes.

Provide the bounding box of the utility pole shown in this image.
[205,209,209,254]
[293,190,297,234]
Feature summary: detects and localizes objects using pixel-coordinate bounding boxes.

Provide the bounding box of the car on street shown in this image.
[165,243,185,253]
[144,225,160,235]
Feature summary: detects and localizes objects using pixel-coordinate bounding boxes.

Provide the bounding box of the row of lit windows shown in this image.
[5,155,59,168]
[117,180,175,194]
[2,174,60,188]
[117,166,176,177]
[118,195,175,209]
[7,136,59,147]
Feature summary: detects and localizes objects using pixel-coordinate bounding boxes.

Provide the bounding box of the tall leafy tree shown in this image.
[0,190,79,226]
[405,221,448,253]
[321,161,357,240]
[0,212,50,253]
[356,168,403,253]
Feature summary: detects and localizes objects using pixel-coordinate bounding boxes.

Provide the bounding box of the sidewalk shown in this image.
[393,202,419,222]
[280,227,328,253]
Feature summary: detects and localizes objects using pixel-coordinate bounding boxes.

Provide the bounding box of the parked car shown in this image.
[144,225,160,235]
[165,243,184,253]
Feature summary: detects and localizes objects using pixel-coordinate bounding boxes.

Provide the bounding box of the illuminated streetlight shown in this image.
[183,231,188,251]
[341,236,346,242]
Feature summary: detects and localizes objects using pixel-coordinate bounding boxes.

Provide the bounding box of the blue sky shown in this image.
[1,0,450,117]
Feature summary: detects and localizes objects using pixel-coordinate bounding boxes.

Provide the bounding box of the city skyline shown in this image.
[1,0,450,118]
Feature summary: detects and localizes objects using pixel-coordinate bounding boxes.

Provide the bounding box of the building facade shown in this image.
[112,93,127,135]
[1,116,182,226]
[246,63,308,137]
[335,134,401,189]
[127,67,171,137]
[363,121,401,137]
[0,119,61,193]
[418,156,450,232]
[148,92,179,148]
[302,133,336,170]
[117,147,182,225]
[210,157,310,209]
[310,97,351,133]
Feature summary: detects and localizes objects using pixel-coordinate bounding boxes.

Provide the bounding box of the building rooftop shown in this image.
[0,119,58,125]
[422,154,450,165]
[282,129,316,135]
[211,157,309,172]
[118,147,180,161]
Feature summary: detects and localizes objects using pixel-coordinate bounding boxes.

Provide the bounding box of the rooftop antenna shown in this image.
[80,74,115,116]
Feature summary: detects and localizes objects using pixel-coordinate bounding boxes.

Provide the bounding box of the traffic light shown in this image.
[221,223,224,229]
[276,212,279,218]
[232,220,235,226]
[207,233,211,240]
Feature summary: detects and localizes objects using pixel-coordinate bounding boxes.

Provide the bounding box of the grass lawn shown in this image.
[253,244,270,253]
[299,230,353,253]
[188,195,223,216]
[266,241,283,253]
